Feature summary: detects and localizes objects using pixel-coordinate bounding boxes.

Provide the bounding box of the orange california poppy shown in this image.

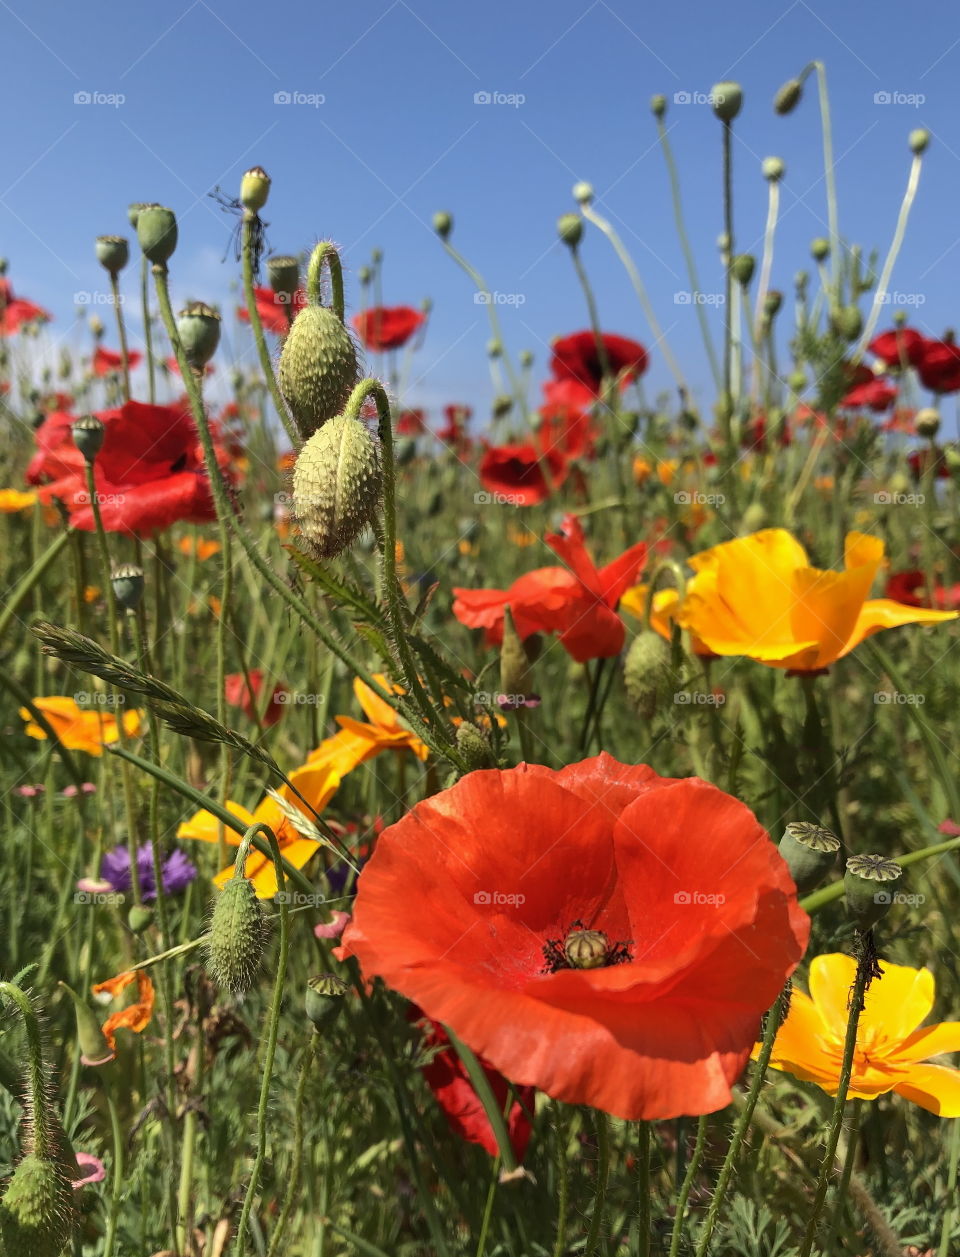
[19,696,143,756]
[177,535,222,561]
[452,514,647,663]
[674,530,956,671]
[761,953,960,1115]
[303,675,428,779]
[342,754,809,1120]
[0,488,37,513]
[92,970,155,1051]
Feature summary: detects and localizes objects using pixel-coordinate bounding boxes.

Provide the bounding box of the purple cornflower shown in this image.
[100,843,197,902]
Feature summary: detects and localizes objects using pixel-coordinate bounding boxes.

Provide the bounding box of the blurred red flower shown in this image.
[93,346,143,377]
[436,404,472,452]
[352,306,426,352]
[237,286,307,335]
[886,570,960,611]
[224,670,289,727]
[396,408,426,436]
[478,443,568,507]
[0,278,51,335]
[453,513,646,661]
[868,328,927,369]
[916,338,960,394]
[551,331,648,395]
[343,755,809,1120]
[839,365,896,412]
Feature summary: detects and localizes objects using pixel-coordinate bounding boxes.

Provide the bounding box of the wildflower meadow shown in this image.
[2,12,960,1257]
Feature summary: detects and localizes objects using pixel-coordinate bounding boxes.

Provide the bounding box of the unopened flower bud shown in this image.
[456,721,496,770]
[909,129,930,156]
[650,94,667,119]
[240,166,271,212]
[57,981,115,1067]
[293,415,382,559]
[811,237,830,262]
[111,563,145,612]
[127,203,149,229]
[774,78,802,114]
[0,1153,74,1257]
[573,181,594,205]
[741,503,767,532]
[711,81,743,122]
[127,904,154,934]
[95,235,129,276]
[500,605,533,701]
[557,213,583,248]
[762,156,785,182]
[207,874,267,996]
[519,349,534,369]
[432,211,453,239]
[788,370,806,392]
[624,629,674,721]
[832,305,863,342]
[844,854,902,932]
[71,416,104,463]
[779,821,840,894]
[763,290,783,318]
[177,302,222,369]
[731,254,755,286]
[278,305,359,440]
[305,973,349,1030]
[493,394,512,419]
[916,407,941,438]
[136,205,178,265]
[487,338,503,359]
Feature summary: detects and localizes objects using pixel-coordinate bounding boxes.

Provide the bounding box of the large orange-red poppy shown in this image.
[342,754,809,1120]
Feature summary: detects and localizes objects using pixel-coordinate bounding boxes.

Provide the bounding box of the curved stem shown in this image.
[241,214,299,448]
[855,153,924,362]
[669,1114,708,1257]
[110,272,131,404]
[306,241,345,320]
[636,1120,652,1257]
[813,63,840,295]
[584,1111,610,1257]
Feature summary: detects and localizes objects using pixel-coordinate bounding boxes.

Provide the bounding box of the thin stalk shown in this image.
[584,1111,611,1257]
[241,213,299,448]
[636,1121,651,1257]
[668,1115,709,1257]
[102,1089,124,1257]
[141,255,156,404]
[109,272,131,403]
[266,1037,318,1257]
[938,1116,960,1257]
[813,63,840,295]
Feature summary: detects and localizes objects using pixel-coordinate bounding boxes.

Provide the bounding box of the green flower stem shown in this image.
[231,823,290,1257]
[635,1120,652,1257]
[753,177,780,402]
[474,1154,500,1257]
[569,244,612,383]
[668,1114,708,1257]
[102,1088,124,1257]
[812,63,840,297]
[0,526,68,637]
[798,949,871,1256]
[584,1110,611,1257]
[109,272,131,404]
[266,1036,319,1257]
[721,118,735,443]
[241,213,299,448]
[0,982,55,1157]
[445,1027,519,1175]
[306,240,346,318]
[802,830,960,912]
[551,1109,570,1257]
[938,1116,960,1257]
[827,1097,861,1244]
[694,987,786,1256]
[140,254,156,404]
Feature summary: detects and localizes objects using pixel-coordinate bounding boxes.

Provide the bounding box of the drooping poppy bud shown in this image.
[831,305,863,342]
[207,874,267,996]
[278,306,359,440]
[127,904,154,934]
[57,981,116,1067]
[292,415,382,559]
[909,129,930,156]
[95,235,129,276]
[774,78,802,115]
[778,821,840,894]
[650,94,667,119]
[731,254,755,287]
[624,630,674,721]
[573,181,594,205]
[136,205,178,265]
[844,854,902,932]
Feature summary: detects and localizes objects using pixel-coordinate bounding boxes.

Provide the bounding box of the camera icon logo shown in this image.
[74,91,91,105]
[474,91,491,104]
[674,891,691,904]
[473,890,492,904]
[674,91,691,104]
[274,91,292,104]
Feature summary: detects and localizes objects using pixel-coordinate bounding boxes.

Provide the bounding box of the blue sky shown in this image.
[3,0,959,418]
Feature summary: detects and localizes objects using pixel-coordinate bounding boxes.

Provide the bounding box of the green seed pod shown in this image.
[278,305,359,440]
[455,721,496,771]
[136,205,178,265]
[711,81,743,123]
[909,129,930,156]
[774,78,802,115]
[0,1153,74,1257]
[557,213,583,248]
[741,503,767,532]
[305,974,349,1031]
[787,370,807,392]
[267,254,300,302]
[832,304,863,342]
[519,349,534,369]
[432,211,453,239]
[95,235,129,276]
[650,94,667,119]
[292,415,382,559]
[624,630,674,721]
[58,981,115,1067]
[572,181,594,206]
[763,290,783,319]
[492,394,513,419]
[111,563,145,612]
[916,407,941,438]
[127,203,149,229]
[88,314,104,340]
[357,266,372,285]
[811,237,830,262]
[564,928,609,970]
[893,309,908,327]
[731,254,755,287]
[240,166,271,212]
[127,904,154,934]
[487,338,503,359]
[844,854,902,932]
[762,156,785,182]
[207,875,267,996]
[71,416,104,464]
[176,302,222,370]
[779,821,840,894]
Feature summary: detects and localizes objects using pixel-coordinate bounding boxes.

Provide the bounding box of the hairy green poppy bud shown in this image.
[292,415,382,559]
[58,981,115,1067]
[240,166,271,212]
[0,1153,74,1257]
[832,304,863,342]
[811,237,830,262]
[207,875,267,996]
[127,904,154,934]
[731,254,755,287]
[916,407,941,438]
[557,213,583,248]
[71,415,104,464]
[774,78,802,115]
[95,235,129,276]
[711,81,743,122]
[763,290,783,318]
[432,211,453,239]
[267,254,300,302]
[762,156,785,182]
[650,94,667,119]
[127,202,149,229]
[136,205,178,265]
[176,302,221,369]
[573,181,594,205]
[278,305,359,440]
[909,128,930,156]
[779,821,840,894]
[844,854,902,932]
[111,563,145,612]
[624,630,674,721]
[455,721,496,771]
[305,973,349,1031]
[500,605,533,703]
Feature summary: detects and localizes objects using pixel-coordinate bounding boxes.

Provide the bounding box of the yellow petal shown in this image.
[886,1020,960,1065]
[176,800,254,845]
[893,1064,960,1116]
[214,836,321,899]
[844,598,958,658]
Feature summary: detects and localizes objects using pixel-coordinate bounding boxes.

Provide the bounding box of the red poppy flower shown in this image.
[908,448,950,481]
[839,365,896,412]
[93,346,143,377]
[413,1011,534,1159]
[164,356,214,378]
[478,443,568,507]
[34,400,228,535]
[224,670,288,727]
[396,408,426,436]
[343,755,809,1120]
[550,331,648,396]
[916,338,960,394]
[885,570,960,611]
[453,514,647,661]
[352,306,426,352]
[436,404,472,452]
[538,378,597,461]
[237,286,307,335]
[742,412,791,452]
[0,278,51,335]
[868,328,927,370]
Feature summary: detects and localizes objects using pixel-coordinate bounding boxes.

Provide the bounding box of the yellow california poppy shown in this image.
[675,529,956,671]
[304,674,429,778]
[19,696,143,756]
[0,488,38,513]
[761,953,960,1116]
